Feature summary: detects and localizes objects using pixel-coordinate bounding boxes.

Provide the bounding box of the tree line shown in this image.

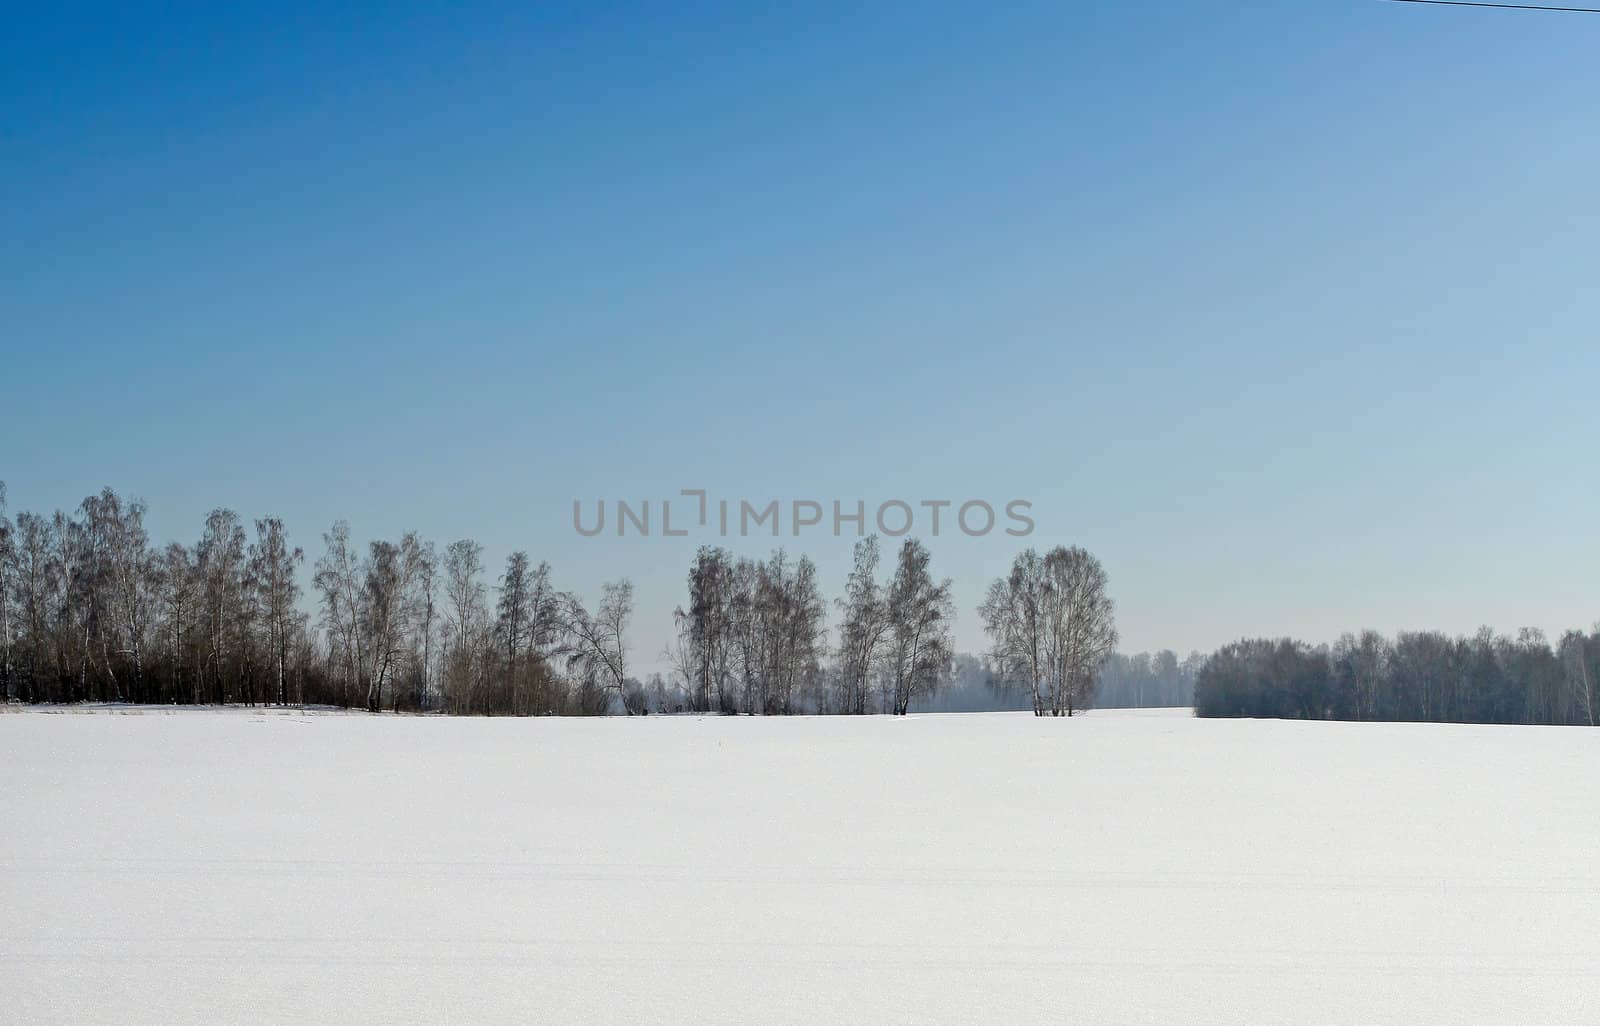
[0,483,1131,716]
[659,537,959,715]
[0,484,630,713]
[1194,627,1600,726]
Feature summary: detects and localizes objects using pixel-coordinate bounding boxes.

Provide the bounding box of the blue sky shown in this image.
[3,1,1598,668]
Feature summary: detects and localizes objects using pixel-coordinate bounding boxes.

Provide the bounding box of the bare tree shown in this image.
[197,509,249,704]
[493,552,563,715]
[11,512,52,704]
[522,561,562,712]
[1040,546,1117,716]
[313,521,365,710]
[442,539,487,713]
[249,517,303,706]
[91,489,157,703]
[836,536,892,715]
[54,507,95,701]
[978,548,1050,716]
[563,580,632,712]
[759,550,826,715]
[665,606,697,711]
[883,539,953,716]
[411,540,438,710]
[1559,628,1597,727]
[681,546,735,713]
[497,551,533,711]
[158,542,200,703]
[361,533,427,712]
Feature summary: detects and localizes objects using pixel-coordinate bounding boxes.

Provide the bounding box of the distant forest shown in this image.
[1195,629,1600,727]
[0,483,1193,716]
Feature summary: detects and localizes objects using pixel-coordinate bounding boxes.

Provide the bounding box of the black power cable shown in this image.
[1385,0,1600,12]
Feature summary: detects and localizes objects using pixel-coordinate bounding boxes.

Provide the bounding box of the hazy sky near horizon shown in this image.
[4,2,1598,669]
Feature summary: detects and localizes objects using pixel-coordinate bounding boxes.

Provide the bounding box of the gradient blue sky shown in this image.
[4,1,1598,669]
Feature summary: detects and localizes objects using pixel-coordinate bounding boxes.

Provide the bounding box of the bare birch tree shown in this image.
[563,580,632,712]
[884,539,953,716]
[158,542,200,702]
[1040,546,1117,716]
[442,539,488,713]
[249,517,303,706]
[1559,628,1597,727]
[197,509,249,704]
[313,521,364,709]
[978,548,1050,716]
[836,536,892,715]
[410,539,437,710]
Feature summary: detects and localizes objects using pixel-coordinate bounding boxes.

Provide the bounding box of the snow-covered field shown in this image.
[4,707,1598,1025]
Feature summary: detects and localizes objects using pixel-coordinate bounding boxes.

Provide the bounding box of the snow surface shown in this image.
[4,707,1599,1025]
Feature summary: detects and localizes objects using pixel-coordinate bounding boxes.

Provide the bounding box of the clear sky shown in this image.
[3,1,1598,670]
